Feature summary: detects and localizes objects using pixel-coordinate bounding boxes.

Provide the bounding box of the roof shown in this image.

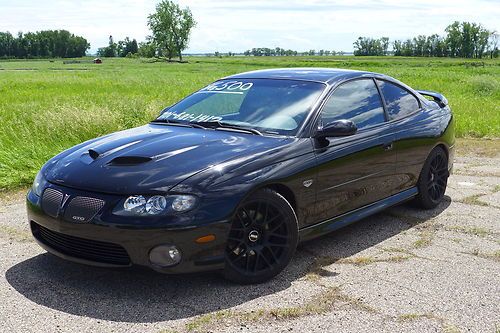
[224,67,375,84]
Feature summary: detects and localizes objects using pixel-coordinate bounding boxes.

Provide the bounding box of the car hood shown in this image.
[44,124,293,194]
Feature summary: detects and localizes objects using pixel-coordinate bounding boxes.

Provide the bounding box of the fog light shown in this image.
[149,245,182,267]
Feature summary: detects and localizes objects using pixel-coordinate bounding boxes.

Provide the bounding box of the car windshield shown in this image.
[155,78,326,135]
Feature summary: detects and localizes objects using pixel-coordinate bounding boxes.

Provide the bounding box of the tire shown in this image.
[413,146,449,209]
[224,188,299,284]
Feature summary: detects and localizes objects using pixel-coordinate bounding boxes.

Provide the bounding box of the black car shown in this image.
[27,68,454,284]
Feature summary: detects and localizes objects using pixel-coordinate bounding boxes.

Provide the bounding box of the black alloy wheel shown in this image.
[224,189,298,284]
[414,146,449,209]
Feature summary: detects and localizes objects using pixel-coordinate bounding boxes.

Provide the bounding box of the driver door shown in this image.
[312,78,396,222]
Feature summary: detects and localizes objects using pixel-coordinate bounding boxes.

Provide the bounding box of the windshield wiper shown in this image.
[151,119,262,135]
[151,119,206,129]
[196,121,263,136]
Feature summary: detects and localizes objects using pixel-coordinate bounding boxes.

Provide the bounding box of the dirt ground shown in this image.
[0,140,498,333]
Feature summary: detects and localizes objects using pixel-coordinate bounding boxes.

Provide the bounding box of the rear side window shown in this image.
[319,79,385,130]
[376,80,420,120]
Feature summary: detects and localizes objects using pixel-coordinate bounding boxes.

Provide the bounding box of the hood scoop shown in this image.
[107,156,152,166]
[88,149,100,160]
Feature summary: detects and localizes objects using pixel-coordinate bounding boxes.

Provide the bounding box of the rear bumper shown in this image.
[27,189,231,274]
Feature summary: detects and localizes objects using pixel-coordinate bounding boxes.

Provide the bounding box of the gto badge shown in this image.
[303,179,314,188]
[72,216,86,221]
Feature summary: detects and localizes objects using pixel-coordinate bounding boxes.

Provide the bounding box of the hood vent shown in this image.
[107,156,152,166]
[88,149,100,160]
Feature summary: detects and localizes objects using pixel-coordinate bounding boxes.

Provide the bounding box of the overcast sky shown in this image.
[0,0,499,54]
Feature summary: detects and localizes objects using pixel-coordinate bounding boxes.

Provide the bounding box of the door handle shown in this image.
[383,142,393,151]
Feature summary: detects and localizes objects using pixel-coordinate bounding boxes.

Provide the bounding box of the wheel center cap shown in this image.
[248,230,260,242]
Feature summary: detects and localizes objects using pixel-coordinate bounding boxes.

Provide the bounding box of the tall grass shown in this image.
[0,56,498,191]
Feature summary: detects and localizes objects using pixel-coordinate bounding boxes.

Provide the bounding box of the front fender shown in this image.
[170,139,318,228]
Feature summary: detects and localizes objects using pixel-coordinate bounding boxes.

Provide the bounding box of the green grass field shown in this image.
[0,56,499,192]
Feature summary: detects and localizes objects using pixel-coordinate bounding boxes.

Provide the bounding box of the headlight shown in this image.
[171,195,197,212]
[123,195,147,213]
[32,170,46,197]
[114,194,198,216]
[146,195,167,214]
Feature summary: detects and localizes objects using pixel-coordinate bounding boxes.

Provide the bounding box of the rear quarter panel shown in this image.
[392,103,455,193]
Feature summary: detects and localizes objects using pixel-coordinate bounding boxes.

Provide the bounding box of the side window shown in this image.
[320,79,385,130]
[376,80,420,120]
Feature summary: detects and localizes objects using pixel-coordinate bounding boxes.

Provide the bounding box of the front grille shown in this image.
[31,222,130,266]
[41,188,64,218]
[63,196,105,223]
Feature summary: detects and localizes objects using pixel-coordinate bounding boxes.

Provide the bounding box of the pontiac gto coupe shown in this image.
[27,68,454,283]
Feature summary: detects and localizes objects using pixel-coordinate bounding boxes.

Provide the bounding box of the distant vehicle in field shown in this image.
[27,68,454,284]
[93,58,102,64]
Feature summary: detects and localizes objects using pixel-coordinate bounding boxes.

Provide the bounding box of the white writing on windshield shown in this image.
[161,111,223,122]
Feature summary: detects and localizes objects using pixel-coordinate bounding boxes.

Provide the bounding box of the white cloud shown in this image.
[0,0,498,53]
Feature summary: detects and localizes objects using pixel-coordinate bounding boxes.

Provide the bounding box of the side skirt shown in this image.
[299,187,418,242]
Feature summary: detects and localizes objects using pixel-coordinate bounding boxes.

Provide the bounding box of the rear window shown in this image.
[377,80,420,120]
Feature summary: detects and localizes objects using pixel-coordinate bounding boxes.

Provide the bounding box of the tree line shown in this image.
[97,36,139,57]
[354,21,498,58]
[0,30,89,58]
[353,37,389,56]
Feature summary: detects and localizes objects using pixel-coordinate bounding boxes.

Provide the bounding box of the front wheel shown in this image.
[224,189,298,284]
[413,146,449,209]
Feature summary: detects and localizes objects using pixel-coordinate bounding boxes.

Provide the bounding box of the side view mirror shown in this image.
[316,119,357,138]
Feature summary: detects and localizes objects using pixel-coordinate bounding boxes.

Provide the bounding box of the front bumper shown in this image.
[26,186,231,274]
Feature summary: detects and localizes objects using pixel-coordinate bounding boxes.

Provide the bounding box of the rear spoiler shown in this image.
[416,90,448,108]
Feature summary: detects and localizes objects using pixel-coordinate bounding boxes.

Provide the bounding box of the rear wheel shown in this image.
[413,146,449,209]
[224,189,298,284]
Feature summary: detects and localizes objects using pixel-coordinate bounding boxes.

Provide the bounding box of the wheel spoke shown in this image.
[227,235,243,243]
[268,242,288,248]
[269,232,288,240]
[265,213,281,227]
[259,250,272,268]
[436,167,448,175]
[429,186,436,200]
[255,202,262,224]
[268,218,285,233]
[253,252,260,272]
[232,251,246,264]
[266,246,279,263]
[263,202,269,222]
[237,212,247,230]
[245,253,251,271]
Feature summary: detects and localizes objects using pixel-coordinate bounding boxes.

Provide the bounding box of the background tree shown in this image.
[391,21,494,58]
[97,35,117,57]
[97,36,140,57]
[353,37,389,56]
[488,31,498,58]
[117,37,139,57]
[137,40,156,57]
[147,0,196,61]
[0,30,88,58]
